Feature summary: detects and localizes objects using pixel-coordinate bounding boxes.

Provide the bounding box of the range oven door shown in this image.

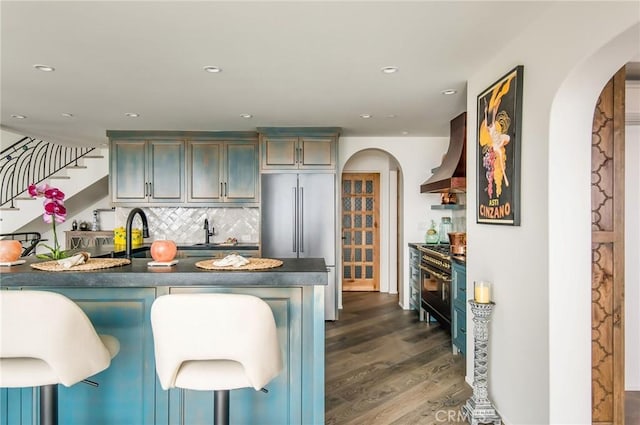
[419,264,452,328]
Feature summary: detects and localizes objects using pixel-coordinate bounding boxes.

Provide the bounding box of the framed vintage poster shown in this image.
[476,65,523,225]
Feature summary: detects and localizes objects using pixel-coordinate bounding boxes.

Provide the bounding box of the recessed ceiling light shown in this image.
[11,114,26,119]
[61,113,74,118]
[203,66,222,73]
[401,131,409,135]
[33,64,55,72]
[125,112,140,118]
[381,66,399,74]
[441,89,457,95]
[239,113,253,119]
[385,114,397,119]
[360,114,372,119]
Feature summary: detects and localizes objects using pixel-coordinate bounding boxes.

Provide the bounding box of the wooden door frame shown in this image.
[591,66,625,425]
[341,172,380,292]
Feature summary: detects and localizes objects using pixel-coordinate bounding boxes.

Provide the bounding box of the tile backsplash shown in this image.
[115,207,259,244]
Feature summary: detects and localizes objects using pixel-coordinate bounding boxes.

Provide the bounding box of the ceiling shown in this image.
[0,1,629,147]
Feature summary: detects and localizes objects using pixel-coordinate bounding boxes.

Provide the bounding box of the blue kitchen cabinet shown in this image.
[187,140,223,203]
[408,244,421,311]
[1,284,324,425]
[187,138,259,205]
[109,131,258,207]
[451,260,467,356]
[110,138,185,205]
[0,287,156,425]
[258,128,339,170]
[224,140,259,204]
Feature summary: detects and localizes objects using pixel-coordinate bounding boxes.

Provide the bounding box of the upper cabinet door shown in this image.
[110,139,184,205]
[260,133,337,170]
[225,141,259,203]
[299,136,335,169]
[111,140,147,203]
[148,140,185,203]
[261,136,298,169]
[187,141,223,203]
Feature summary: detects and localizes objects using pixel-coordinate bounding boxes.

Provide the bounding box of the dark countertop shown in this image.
[0,257,328,288]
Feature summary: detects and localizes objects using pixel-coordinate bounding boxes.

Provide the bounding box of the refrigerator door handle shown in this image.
[292,187,297,252]
[299,187,304,253]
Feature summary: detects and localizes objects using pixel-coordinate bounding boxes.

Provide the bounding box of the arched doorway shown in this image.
[548,22,640,424]
[340,149,403,299]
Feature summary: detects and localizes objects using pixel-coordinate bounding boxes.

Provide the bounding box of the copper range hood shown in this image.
[420,112,467,193]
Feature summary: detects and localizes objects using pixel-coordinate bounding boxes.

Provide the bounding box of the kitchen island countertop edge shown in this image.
[0,257,328,287]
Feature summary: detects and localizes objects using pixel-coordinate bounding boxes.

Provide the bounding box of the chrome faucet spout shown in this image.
[125,208,149,259]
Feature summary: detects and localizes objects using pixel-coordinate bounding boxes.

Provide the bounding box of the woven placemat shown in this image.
[30,258,131,272]
[195,258,283,271]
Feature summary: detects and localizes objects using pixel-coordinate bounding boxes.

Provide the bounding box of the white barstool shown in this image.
[0,290,120,425]
[151,293,283,425]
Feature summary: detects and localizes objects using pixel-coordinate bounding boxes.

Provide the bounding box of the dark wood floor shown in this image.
[326,292,470,425]
[627,391,640,424]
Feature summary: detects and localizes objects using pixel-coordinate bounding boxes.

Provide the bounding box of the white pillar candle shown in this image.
[474,281,491,303]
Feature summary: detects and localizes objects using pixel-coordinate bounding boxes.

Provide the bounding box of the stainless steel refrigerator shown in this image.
[261,173,337,320]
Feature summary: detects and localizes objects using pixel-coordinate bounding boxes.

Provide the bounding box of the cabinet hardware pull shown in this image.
[220,182,223,198]
[149,182,152,197]
[224,182,227,197]
[299,187,304,253]
[292,187,297,252]
[461,328,466,334]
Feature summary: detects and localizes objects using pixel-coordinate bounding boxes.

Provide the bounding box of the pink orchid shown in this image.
[28,182,69,260]
[44,187,65,201]
[28,182,51,198]
[44,199,67,223]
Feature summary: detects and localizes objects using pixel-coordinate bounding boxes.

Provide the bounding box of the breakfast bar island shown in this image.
[0,257,327,425]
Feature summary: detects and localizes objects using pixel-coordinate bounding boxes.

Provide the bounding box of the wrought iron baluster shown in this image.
[0,138,95,207]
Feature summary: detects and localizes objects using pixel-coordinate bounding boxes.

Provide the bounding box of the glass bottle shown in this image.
[439,217,452,244]
[425,220,439,244]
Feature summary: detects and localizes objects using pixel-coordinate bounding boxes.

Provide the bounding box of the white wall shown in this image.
[626,121,640,390]
[465,3,639,424]
[339,137,449,308]
[0,128,24,149]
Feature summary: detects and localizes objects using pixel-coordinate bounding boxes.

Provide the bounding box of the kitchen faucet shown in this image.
[125,208,150,259]
[203,218,214,245]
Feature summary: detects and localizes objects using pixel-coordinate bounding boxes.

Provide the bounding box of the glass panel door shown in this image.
[341,173,379,291]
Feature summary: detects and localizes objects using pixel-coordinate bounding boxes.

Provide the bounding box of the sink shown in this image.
[101,247,151,258]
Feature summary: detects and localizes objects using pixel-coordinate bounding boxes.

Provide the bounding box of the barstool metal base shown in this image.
[214,390,229,425]
[40,384,58,425]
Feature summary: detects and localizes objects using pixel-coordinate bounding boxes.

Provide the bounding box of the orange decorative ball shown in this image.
[150,240,177,262]
[0,240,22,262]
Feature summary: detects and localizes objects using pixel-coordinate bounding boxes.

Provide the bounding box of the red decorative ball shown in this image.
[0,240,22,262]
[150,240,177,262]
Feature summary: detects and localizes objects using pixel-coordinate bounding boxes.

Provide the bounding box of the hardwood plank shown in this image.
[626,391,640,425]
[326,292,470,424]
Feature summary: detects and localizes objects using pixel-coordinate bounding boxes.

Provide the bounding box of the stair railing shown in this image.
[1,137,95,208]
